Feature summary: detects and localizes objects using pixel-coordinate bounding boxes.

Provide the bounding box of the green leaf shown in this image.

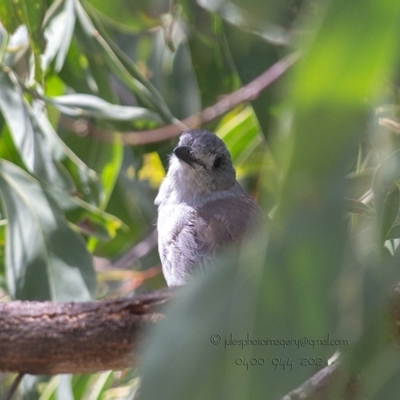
[372,150,400,242]
[58,37,94,95]
[222,22,281,140]
[84,50,117,103]
[14,0,46,50]
[94,139,123,210]
[0,160,96,301]
[93,149,158,258]
[292,4,399,106]
[197,0,291,45]
[35,101,105,207]
[12,0,47,81]
[85,0,164,32]
[0,123,25,170]
[344,198,375,218]
[380,184,400,241]
[216,107,278,209]
[42,0,76,73]
[139,0,400,398]
[183,4,238,109]
[216,106,265,170]
[146,29,201,119]
[48,187,123,240]
[0,66,103,207]
[75,2,177,124]
[47,94,163,123]
[386,222,400,240]
[0,0,20,34]
[83,371,113,400]
[0,67,73,191]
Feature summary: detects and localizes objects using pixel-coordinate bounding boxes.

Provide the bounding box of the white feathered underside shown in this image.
[157,186,259,286]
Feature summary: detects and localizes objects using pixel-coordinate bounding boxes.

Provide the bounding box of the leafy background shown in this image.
[1,0,400,399]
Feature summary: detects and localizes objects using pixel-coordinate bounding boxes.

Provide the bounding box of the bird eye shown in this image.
[213,156,223,169]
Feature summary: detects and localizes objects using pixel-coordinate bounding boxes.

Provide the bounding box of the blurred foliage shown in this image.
[0,0,400,399]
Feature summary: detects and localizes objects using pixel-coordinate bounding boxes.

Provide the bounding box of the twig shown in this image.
[0,289,174,374]
[121,52,300,144]
[66,52,300,145]
[112,229,158,270]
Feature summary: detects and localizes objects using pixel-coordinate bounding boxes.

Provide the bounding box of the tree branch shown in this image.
[63,52,299,145]
[1,282,398,399]
[0,289,174,375]
[125,51,300,145]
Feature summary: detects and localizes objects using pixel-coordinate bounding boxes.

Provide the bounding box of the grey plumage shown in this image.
[155,129,259,286]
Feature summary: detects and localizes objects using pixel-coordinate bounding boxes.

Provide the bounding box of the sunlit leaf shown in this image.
[88,137,123,210]
[216,106,266,172]
[137,152,165,189]
[42,0,76,73]
[47,94,163,123]
[11,0,47,81]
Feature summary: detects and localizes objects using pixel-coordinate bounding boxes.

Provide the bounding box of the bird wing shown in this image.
[158,194,260,285]
[194,194,260,262]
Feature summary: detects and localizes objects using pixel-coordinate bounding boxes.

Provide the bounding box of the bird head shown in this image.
[170,130,236,194]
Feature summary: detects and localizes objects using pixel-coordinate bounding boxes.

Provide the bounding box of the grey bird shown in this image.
[155,129,260,286]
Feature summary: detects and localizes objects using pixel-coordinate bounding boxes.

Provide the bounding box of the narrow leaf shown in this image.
[13,0,47,81]
[47,94,163,123]
[372,150,400,242]
[42,0,76,72]
[0,67,72,191]
[0,160,96,301]
[0,0,20,34]
[197,0,291,45]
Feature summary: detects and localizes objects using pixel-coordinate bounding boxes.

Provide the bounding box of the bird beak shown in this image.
[173,145,196,166]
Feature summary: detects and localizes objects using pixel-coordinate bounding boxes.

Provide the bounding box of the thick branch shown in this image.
[0,289,173,375]
[1,283,399,399]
